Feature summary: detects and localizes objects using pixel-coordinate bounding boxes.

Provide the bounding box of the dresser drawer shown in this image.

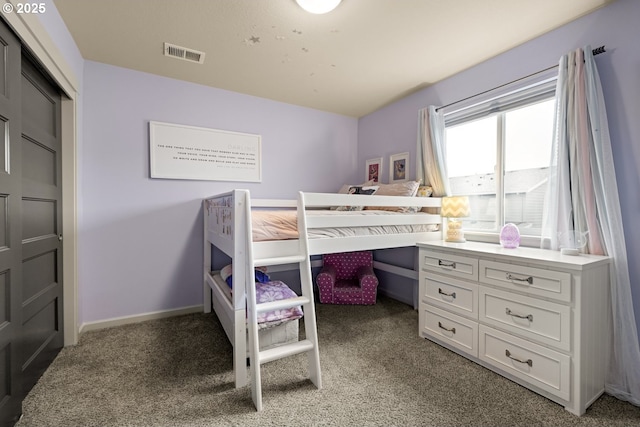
[479,260,571,302]
[422,273,478,319]
[479,325,570,401]
[479,287,571,351]
[420,305,478,358]
[421,249,478,281]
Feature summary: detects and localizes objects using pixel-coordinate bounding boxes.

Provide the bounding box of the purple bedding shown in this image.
[219,264,303,330]
[255,280,304,330]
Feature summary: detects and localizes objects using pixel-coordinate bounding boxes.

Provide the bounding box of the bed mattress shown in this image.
[251,209,439,242]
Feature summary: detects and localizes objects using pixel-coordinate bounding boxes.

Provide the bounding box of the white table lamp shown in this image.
[441,196,470,243]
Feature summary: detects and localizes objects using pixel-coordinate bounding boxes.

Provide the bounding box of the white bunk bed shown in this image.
[203,189,442,388]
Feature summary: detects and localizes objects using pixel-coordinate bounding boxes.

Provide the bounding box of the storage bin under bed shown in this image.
[256,319,299,351]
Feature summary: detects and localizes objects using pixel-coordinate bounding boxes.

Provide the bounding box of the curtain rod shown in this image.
[435,45,606,112]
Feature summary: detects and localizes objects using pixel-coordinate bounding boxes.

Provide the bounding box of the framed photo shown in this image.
[365,157,383,182]
[389,152,409,183]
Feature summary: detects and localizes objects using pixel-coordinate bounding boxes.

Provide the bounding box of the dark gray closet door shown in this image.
[0,20,25,427]
[19,54,63,399]
[0,17,63,427]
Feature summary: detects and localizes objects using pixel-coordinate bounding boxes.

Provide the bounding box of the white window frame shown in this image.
[442,75,557,247]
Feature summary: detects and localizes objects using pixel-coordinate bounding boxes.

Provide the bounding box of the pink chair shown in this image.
[316,251,379,305]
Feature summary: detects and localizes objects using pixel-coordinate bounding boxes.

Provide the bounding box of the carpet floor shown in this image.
[16,296,640,426]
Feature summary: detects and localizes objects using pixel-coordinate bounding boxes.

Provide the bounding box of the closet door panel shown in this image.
[19,55,63,399]
[0,20,24,427]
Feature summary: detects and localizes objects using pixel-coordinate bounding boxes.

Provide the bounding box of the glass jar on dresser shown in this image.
[417,241,611,416]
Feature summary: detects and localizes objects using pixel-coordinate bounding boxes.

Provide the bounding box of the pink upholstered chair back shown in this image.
[322,251,373,280]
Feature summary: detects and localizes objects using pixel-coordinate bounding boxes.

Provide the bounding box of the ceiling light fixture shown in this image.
[295,0,342,14]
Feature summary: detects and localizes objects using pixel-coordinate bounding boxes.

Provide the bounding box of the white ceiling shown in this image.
[53,0,613,117]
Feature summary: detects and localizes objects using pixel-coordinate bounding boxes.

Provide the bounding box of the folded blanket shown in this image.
[256,280,304,330]
[218,265,303,329]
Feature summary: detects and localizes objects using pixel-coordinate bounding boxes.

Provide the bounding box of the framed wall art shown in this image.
[149,121,262,182]
[389,152,409,183]
[365,157,383,182]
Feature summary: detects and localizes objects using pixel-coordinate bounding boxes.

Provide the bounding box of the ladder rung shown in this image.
[258,339,314,364]
[254,255,306,266]
[256,296,309,313]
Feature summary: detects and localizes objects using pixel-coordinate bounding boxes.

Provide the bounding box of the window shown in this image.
[443,80,556,243]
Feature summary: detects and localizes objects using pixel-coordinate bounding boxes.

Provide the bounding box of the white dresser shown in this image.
[417,241,611,415]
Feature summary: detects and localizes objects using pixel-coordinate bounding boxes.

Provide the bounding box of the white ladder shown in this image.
[244,192,322,411]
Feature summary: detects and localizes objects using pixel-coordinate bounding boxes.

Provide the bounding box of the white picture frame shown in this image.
[389,152,409,183]
[149,121,261,182]
[365,157,383,183]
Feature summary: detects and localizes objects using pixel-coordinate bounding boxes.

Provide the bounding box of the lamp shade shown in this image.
[441,196,470,218]
[296,0,342,14]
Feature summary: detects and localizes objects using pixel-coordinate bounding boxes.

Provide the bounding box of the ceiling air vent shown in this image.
[163,42,205,64]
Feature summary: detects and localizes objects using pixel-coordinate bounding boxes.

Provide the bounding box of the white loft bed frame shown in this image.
[203,189,442,388]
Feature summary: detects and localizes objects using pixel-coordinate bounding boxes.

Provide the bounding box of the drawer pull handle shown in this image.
[438,288,457,299]
[506,308,533,322]
[438,260,457,269]
[506,273,533,284]
[438,322,456,334]
[505,349,533,367]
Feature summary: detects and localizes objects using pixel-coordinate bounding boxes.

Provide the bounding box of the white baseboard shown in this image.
[79,305,203,335]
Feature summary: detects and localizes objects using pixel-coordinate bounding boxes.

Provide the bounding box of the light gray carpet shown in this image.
[17,296,640,427]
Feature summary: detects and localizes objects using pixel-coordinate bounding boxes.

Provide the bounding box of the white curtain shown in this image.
[541,46,640,406]
[417,106,450,196]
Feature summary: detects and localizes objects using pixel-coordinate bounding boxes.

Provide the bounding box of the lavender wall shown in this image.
[358,0,640,337]
[79,61,358,324]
